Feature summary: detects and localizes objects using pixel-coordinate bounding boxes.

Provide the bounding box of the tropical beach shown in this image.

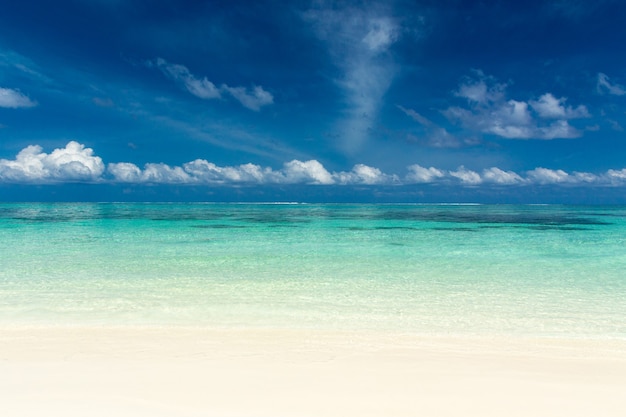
[3,327,626,417]
[3,1,626,415]
[1,203,625,416]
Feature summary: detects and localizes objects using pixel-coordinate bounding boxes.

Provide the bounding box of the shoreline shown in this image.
[2,326,626,416]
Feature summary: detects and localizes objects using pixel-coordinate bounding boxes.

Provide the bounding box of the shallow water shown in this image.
[1,203,625,338]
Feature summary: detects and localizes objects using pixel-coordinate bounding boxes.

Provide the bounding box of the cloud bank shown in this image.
[150,58,273,111]
[3,142,626,188]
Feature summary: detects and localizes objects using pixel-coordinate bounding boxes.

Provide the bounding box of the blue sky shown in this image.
[1,0,626,202]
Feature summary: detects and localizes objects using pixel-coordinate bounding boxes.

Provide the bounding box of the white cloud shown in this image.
[182,159,276,184]
[304,6,399,59]
[536,120,581,140]
[109,160,274,184]
[455,75,506,104]
[153,58,221,99]
[572,172,598,183]
[109,162,191,183]
[445,72,588,140]
[526,168,600,185]
[482,167,525,185]
[334,164,398,185]
[4,142,626,189]
[151,58,273,111]
[0,87,37,108]
[396,105,432,126]
[607,169,626,179]
[0,141,104,182]
[399,105,476,149]
[484,100,533,138]
[606,169,626,184]
[362,17,399,52]
[304,4,402,153]
[282,160,334,185]
[597,73,626,96]
[526,167,571,184]
[0,146,46,181]
[486,124,533,139]
[450,166,482,184]
[529,93,590,119]
[103,159,626,188]
[405,164,446,183]
[140,163,191,183]
[108,158,397,186]
[107,162,142,182]
[221,85,273,111]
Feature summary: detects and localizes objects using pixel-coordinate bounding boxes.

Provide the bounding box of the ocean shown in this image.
[1,203,625,338]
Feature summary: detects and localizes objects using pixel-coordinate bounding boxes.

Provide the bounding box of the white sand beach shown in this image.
[2,327,626,417]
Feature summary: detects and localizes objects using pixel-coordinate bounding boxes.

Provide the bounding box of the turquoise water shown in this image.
[0,203,625,338]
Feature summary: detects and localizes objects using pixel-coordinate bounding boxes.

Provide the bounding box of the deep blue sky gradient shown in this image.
[1,0,626,202]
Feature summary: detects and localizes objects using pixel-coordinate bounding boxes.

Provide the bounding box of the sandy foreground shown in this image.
[1,326,626,417]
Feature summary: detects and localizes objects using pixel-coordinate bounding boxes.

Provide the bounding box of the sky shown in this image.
[1,0,626,203]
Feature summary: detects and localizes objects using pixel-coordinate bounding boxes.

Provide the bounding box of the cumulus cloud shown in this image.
[0,141,104,182]
[482,167,525,185]
[454,73,506,104]
[536,120,582,140]
[597,73,626,96]
[140,163,191,183]
[450,166,482,185]
[445,72,589,140]
[405,164,446,183]
[606,169,626,183]
[282,160,334,184]
[107,162,142,182]
[529,93,590,119]
[108,158,334,185]
[408,165,605,186]
[526,168,572,184]
[334,164,399,185]
[182,160,272,184]
[0,87,37,108]
[526,168,599,185]
[484,100,533,138]
[4,142,626,188]
[110,160,274,184]
[150,58,273,111]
